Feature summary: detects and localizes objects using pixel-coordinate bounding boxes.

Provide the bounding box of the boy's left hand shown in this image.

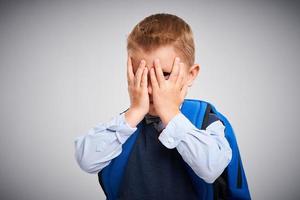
[150,57,188,127]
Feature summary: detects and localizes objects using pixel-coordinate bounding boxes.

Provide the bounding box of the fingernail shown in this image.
[175,57,180,62]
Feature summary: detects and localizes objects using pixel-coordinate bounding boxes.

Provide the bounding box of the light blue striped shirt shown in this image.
[74,109,232,184]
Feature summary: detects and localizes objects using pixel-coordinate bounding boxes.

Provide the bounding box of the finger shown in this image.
[140,67,148,88]
[134,60,146,87]
[180,84,188,100]
[127,55,134,86]
[176,62,185,88]
[169,57,180,83]
[154,58,165,86]
[150,67,159,89]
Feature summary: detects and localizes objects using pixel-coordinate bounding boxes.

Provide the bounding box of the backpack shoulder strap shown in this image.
[209,104,251,199]
[201,103,212,129]
[180,99,214,200]
[180,98,208,129]
[181,99,251,200]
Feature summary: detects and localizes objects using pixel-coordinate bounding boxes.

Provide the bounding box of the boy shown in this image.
[74,13,232,199]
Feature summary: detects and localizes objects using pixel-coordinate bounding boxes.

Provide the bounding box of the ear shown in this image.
[186,64,200,87]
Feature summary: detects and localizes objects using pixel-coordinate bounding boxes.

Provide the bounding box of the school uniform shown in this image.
[74,103,232,199]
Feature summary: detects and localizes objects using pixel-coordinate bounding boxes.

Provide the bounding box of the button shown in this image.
[167,137,174,143]
[96,141,105,152]
[96,145,103,152]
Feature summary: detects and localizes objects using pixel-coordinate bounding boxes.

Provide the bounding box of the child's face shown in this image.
[130,45,197,116]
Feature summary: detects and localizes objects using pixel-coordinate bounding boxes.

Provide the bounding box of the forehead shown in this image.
[131,45,178,72]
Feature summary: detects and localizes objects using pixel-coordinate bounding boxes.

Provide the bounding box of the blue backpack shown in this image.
[98,99,251,200]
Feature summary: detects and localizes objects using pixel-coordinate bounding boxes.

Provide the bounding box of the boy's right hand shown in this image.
[125,55,149,128]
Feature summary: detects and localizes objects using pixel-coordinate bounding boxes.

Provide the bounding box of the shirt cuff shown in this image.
[115,112,138,144]
[93,112,138,144]
[158,112,193,149]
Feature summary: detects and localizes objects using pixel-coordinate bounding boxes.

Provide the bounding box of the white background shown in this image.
[0,0,299,199]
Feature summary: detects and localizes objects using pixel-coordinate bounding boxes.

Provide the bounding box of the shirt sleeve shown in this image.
[74,112,137,174]
[158,112,232,184]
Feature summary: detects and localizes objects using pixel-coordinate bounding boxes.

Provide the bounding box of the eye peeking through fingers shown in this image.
[163,72,171,80]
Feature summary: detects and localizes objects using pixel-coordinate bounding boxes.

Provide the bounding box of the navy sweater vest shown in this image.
[116,113,220,200]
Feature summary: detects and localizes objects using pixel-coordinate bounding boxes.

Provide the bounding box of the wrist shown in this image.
[124,107,145,128]
[159,108,180,127]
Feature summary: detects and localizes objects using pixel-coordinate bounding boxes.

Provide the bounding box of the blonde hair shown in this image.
[127,13,195,67]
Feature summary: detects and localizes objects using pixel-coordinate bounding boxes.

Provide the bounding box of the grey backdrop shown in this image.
[0,0,299,199]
